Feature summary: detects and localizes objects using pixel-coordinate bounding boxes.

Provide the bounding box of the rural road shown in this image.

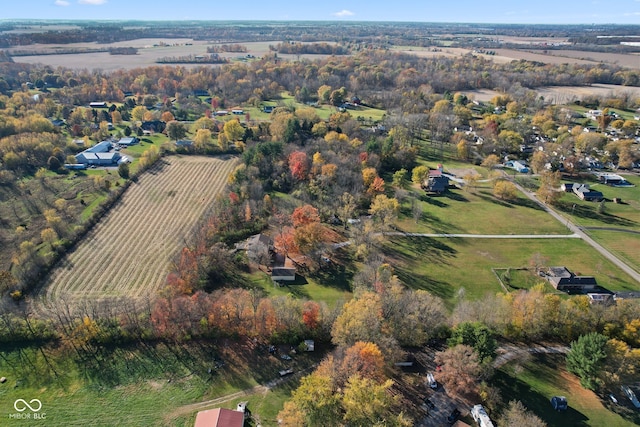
[510,179,640,285]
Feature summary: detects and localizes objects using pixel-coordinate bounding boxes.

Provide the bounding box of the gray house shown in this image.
[423,170,450,194]
[573,184,603,202]
[545,266,598,292]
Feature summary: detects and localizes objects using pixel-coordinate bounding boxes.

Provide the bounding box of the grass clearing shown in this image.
[494,354,639,427]
[383,236,639,304]
[398,187,570,235]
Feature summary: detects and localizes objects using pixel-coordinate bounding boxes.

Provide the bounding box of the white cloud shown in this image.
[333,9,354,18]
[78,0,107,4]
[55,0,70,5]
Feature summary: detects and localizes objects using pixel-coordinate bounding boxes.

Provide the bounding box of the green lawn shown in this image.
[245,263,352,308]
[397,186,570,236]
[556,174,640,272]
[382,236,639,305]
[494,354,639,427]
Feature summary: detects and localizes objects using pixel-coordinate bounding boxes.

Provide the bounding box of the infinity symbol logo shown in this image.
[14,399,42,412]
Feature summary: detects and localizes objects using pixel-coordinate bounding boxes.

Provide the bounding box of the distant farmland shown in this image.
[42,155,237,305]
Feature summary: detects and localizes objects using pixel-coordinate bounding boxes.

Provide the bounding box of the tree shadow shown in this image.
[420,194,449,208]
[441,191,469,203]
[557,202,636,227]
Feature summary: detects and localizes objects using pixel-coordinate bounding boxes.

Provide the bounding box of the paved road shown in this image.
[510,180,640,285]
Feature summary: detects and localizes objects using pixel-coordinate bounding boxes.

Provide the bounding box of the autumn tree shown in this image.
[292,204,320,227]
[193,128,212,151]
[411,165,429,185]
[435,344,481,397]
[289,151,310,181]
[342,376,404,427]
[493,180,518,201]
[339,342,386,384]
[223,119,245,142]
[536,170,562,205]
[499,400,547,427]
[332,292,384,348]
[481,154,500,169]
[279,373,341,427]
[369,195,399,230]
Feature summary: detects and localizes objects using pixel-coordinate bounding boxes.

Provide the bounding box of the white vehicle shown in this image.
[426,373,437,389]
[621,386,640,408]
[471,404,494,427]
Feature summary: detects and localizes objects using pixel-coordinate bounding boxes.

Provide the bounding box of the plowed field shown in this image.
[42,155,237,304]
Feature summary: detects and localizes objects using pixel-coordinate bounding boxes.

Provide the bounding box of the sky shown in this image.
[3,0,640,24]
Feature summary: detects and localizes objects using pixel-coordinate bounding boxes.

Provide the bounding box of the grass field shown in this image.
[0,339,314,427]
[494,354,639,427]
[41,155,238,305]
[383,236,639,304]
[397,186,570,236]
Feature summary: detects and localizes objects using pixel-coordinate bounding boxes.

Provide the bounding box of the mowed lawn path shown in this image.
[42,155,238,304]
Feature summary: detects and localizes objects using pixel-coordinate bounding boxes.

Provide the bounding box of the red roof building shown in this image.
[194,408,244,427]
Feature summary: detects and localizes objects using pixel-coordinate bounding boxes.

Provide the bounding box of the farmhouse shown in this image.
[423,170,450,194]
[194,408,244,427]
[573,184,603,201]
[544,266,599,292]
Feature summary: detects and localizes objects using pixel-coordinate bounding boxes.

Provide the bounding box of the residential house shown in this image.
[141,120,166,133]
[262,106,275,113]
[560,183,574,192]
[504,160,529,173]
[194,408,244,427]
[599,174,629,186]
[573,184,603,201]
[423,170,450,194]
[544,267,599,292]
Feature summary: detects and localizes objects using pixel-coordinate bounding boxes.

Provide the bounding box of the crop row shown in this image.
[42,156,238,306]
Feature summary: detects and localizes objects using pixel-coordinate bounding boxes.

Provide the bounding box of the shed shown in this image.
[272,267,296,282]
[117,137,139,147]
[303,339,315,352]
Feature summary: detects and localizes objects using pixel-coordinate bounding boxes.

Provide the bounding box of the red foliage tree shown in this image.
[302,301,321,330]
[288,151,309,181]
[292,204,320,228]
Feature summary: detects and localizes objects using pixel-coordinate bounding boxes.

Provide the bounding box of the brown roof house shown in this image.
[194,407,244,427]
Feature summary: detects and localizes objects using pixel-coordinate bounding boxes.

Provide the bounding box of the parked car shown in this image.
[622,386,640,408]
[609,394,618,404]
[280,354,292,361]
[447,408,461,423]
[551,396,568,411]
[427,372,437,389]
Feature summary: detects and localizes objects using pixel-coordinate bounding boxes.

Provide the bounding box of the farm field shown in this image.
[11,39,338,71]
[383,236,639,304]
[462,83,640,103]
[41,155,238,305]
[494,354,639,427]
